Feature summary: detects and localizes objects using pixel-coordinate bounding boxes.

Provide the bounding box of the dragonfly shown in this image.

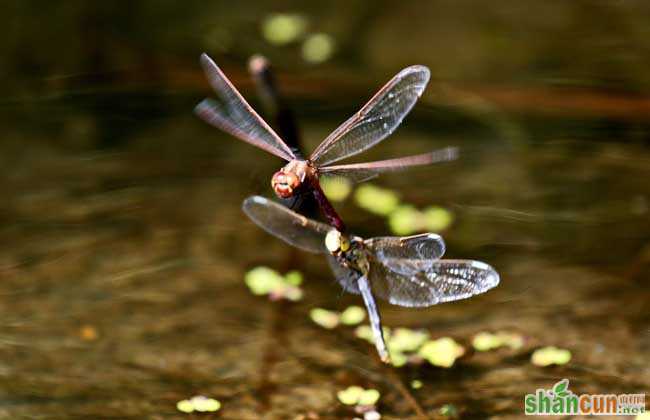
[196,53,457,231]
[242,195,500,363]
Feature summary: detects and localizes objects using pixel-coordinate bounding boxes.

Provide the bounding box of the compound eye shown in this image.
[272,171,299,198]
[325,230,341,253]
[339,236,351,252]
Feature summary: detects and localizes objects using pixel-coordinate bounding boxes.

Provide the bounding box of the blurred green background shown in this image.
[0,2,648,419]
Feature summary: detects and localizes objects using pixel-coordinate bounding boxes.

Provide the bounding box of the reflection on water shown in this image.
[1,2,649,418]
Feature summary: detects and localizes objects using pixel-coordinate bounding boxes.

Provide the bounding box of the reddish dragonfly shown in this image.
[195,54,457,230]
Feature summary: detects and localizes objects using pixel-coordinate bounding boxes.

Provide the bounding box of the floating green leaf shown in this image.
[261,13,307,45]
[176,400,194,413]
[418,337,465,368]
[440,403,459,418]
[354,184,400,216]
[337,385,364,405]
[531,346,571,366]
[176,396,221,414]
[410,379,423,389]
[358,389,381,406]
[423,206,454,232]
[337,386,380,406]
[281,286,303,302]
[390,205,454,235]
[284,270,303,286]
[245,267,285,295]
[340,305,366,325]
[388,205,420,235]
[388,328,430,353]
[354,325,374,342]
[354,325,391,343]
[472,331,523,351]
[309,308,340,329]
[302,33,335,64]
[245,266,304,301]
[388,350,408,367]
[320,176,352,202]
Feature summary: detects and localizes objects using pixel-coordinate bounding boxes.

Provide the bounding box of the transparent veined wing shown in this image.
[365,233,446,263]
[326,258,390,362]
[368,259,499,308]
[242,195,331,253]
[309,65,430,166]
[327,255,361,295]
[319,147,458,184]
[195,54,296,161]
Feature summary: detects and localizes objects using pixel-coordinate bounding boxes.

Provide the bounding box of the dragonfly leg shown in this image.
[286,194,303,210]
[357,275,390,363]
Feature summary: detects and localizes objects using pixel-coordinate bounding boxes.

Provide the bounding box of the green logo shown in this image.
[524,379,645,416]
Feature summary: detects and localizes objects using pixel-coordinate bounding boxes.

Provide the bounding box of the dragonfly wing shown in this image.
[195,54,296,161]
[366,233,446,262]
[319,147,458,183]
[325,259,388,362]
[242,195,331,253]
[368,259,499,308]
[309,65,430,166]
[327,255,361,295]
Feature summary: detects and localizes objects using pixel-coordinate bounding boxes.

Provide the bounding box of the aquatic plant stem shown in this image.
[382,364,429,419]
[249,55,302,158]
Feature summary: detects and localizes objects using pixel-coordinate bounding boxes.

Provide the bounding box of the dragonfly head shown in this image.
[325,229,351,256]
[271,161,311,199]
[271,170,301,198]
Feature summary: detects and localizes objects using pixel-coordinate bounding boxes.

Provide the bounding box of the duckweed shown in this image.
[423,206,454,231]
[388,328,430,353]
[388,205,420,235]
[410,379,423,389]
[261,13,307,45]
[389,205,453,235]
[284,270,303,286]
[472,331,524,351]
[356,326,461,368]
[320,177,352,202]
[309,308,340,329]
[337,385,364,405]
[337,386,380,406]
[354,184,400,216]
[302,33,335,64]
[418,337,465,368]
[245,267,284,295]
[440,403,458,417]
[388,350,408,367]
[244,266,304,301]
[355,325,391,344]
[176,396,221,413]
[357,388,381,406]
[340,305,366,325]
[531,346,571,366]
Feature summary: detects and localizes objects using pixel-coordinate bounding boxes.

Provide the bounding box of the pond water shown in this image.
[1,2,649,419]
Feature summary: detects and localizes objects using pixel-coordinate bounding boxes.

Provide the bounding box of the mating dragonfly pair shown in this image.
[196,54,499,362]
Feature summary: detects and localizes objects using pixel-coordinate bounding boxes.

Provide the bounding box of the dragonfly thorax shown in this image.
[325,230,368,273]
[271,160,315,198]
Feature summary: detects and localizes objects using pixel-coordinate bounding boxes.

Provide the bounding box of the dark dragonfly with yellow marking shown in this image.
[242,196,500,362]
[196,54,456,231]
